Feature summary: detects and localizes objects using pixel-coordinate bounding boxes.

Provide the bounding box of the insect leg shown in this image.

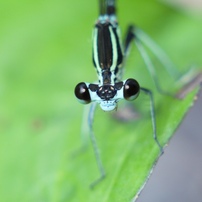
[88,102,106,188]
[124,25,175,96]
[140,87,164,154]
[134,28,201,96]
[71,106,90,158]
[134,27,181,79]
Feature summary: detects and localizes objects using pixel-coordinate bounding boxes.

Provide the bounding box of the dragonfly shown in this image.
[74,0,180,188]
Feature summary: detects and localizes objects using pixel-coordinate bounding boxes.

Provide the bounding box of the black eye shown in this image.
[123,79,140,101]
[74,82,91,104]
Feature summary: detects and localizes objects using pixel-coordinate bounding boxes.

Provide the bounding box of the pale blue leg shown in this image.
[140,87,164,154]
[135,38,174,96]
[88,102,106,188]
[135,28,181,79]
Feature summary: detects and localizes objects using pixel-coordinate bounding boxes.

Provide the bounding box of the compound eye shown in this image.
[123,79,140,101]
[74,82,91,104]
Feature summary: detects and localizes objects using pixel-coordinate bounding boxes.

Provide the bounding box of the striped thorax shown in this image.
[93,15,123,85]
[75,14,140,111]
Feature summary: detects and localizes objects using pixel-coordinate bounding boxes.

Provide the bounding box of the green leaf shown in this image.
[0,0,201,202]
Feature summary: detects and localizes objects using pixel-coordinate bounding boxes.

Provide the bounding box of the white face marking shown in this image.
[86,82,125,111]
[100,101,117,111]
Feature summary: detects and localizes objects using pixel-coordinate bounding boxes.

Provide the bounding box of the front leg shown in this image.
[124,25,175,96]
[88,102,106,188]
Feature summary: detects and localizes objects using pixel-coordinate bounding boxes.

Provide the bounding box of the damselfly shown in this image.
[74,0,180,187]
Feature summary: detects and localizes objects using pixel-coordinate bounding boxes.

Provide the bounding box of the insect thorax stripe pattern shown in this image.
[93,15,123,85]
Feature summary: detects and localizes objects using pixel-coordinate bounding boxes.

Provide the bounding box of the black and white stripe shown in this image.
[92,15,123,85]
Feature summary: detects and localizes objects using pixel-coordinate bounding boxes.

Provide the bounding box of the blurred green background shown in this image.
[0,0,202,201]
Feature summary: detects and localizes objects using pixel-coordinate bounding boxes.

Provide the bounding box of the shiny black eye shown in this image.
[123,79,140,101]
[74,82,91,104]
